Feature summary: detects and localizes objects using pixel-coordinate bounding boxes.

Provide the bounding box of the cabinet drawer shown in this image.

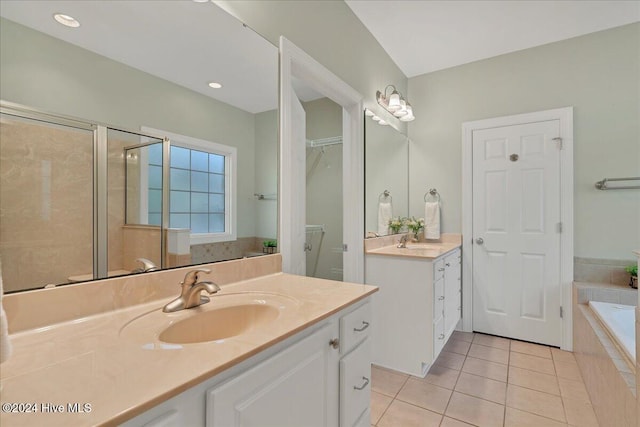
[340,302,371,354]
[340,339,371,427]
[434,258,445,281]
[433,316,445,359]
[444,250,461,275]
[434,278,444,321]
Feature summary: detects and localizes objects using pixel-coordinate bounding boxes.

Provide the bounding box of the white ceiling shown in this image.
[346,0,640,77]
[1,0,638,113]
[0,0,278,114]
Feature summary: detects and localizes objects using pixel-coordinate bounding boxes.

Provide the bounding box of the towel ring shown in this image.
[379,190,392,202]
[424,188,440,203]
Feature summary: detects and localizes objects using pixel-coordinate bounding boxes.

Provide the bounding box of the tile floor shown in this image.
[370,331,600,427]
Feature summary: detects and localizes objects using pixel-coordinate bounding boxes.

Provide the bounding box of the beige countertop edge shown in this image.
[365,243,461,259]
[0,273,378,427]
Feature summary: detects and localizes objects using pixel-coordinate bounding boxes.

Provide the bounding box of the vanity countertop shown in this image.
[364,233,461,260]
[0,273,377,427]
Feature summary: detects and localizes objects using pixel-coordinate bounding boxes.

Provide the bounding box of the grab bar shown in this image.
[595,177,640,190]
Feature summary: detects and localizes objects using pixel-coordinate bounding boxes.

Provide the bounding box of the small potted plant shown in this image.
[262,239,277,254]
[388,217,405,235]
[406,216,425,241]
[626,265,638,289]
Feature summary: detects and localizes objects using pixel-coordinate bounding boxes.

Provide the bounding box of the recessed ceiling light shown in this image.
[53,13,80,28]
[192,0,209,3]
[208,82,222,89]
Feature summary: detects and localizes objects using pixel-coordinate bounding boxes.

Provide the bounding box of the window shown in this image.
[142,127,237,244]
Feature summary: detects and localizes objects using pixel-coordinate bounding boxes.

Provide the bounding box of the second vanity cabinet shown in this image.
[366,248,461,377]
[123,300,372,427]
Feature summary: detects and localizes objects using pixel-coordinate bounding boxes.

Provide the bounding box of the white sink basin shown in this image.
[159,304,280,344]
[119,292,299,346]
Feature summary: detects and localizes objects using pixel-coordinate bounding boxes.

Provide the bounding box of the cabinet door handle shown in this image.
[438,268,445,272]
[438,296,445,300]
[445,262,450,267]
[353,321,370,332]
[353,376,370,391]
[329,338,339,350]
[438,334,445,340]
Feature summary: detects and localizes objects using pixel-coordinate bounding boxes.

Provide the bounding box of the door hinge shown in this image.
[342,244,348,252]
[557,222,563,233]
[553,137,563,150]
[560,306,564,318]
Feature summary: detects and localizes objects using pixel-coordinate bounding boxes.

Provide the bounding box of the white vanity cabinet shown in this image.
[366,248,461,377]
[208,301,372,427]
[122,299,372,427]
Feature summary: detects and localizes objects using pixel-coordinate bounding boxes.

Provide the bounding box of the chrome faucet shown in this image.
[397,234,410,248]
[162,268,221,313]
[132,258,159,274]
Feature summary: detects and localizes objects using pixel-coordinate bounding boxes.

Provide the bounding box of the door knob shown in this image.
[475,238,484,245]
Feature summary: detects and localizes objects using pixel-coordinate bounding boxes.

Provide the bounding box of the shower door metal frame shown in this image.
[0,100,170,283]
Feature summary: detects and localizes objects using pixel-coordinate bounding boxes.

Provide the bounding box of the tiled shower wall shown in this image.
[0,117,94,291]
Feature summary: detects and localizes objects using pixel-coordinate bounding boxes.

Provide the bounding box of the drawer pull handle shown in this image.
[438,268,445,272]
[353,376,370,391]
[438,334,445,340]
[353,321,370,332]
[445,262,450,267]
[438,296,445,300]
[329,338,340,350]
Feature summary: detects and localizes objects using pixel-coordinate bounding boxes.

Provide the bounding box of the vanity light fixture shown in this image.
[208,82,222,89]
[53,13,80,28]
[376,85,415,122]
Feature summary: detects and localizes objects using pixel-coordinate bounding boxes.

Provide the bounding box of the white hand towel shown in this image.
[424,201,441,240]
[378,201,393,236]
[0,259,11,364]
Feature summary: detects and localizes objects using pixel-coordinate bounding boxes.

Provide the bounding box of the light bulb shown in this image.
[388,90,401,111]
[394,99,408,117]
[400,104,415,121]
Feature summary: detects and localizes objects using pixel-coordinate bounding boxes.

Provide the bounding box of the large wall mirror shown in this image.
[364,110,410,237]
[0,1,278,293]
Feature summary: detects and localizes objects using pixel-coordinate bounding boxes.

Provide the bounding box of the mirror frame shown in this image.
[279,37,364,283]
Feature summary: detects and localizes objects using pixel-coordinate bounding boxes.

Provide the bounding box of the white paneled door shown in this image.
[472,120,562,346]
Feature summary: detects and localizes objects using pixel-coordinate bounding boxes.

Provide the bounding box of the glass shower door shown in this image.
[0,112,94,291]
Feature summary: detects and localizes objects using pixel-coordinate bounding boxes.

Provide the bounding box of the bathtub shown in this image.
[589,300,636,363]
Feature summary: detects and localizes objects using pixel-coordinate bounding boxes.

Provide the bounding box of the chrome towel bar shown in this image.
[595,177,640,190]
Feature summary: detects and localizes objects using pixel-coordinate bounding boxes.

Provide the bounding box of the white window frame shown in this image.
[142,127,237,245]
